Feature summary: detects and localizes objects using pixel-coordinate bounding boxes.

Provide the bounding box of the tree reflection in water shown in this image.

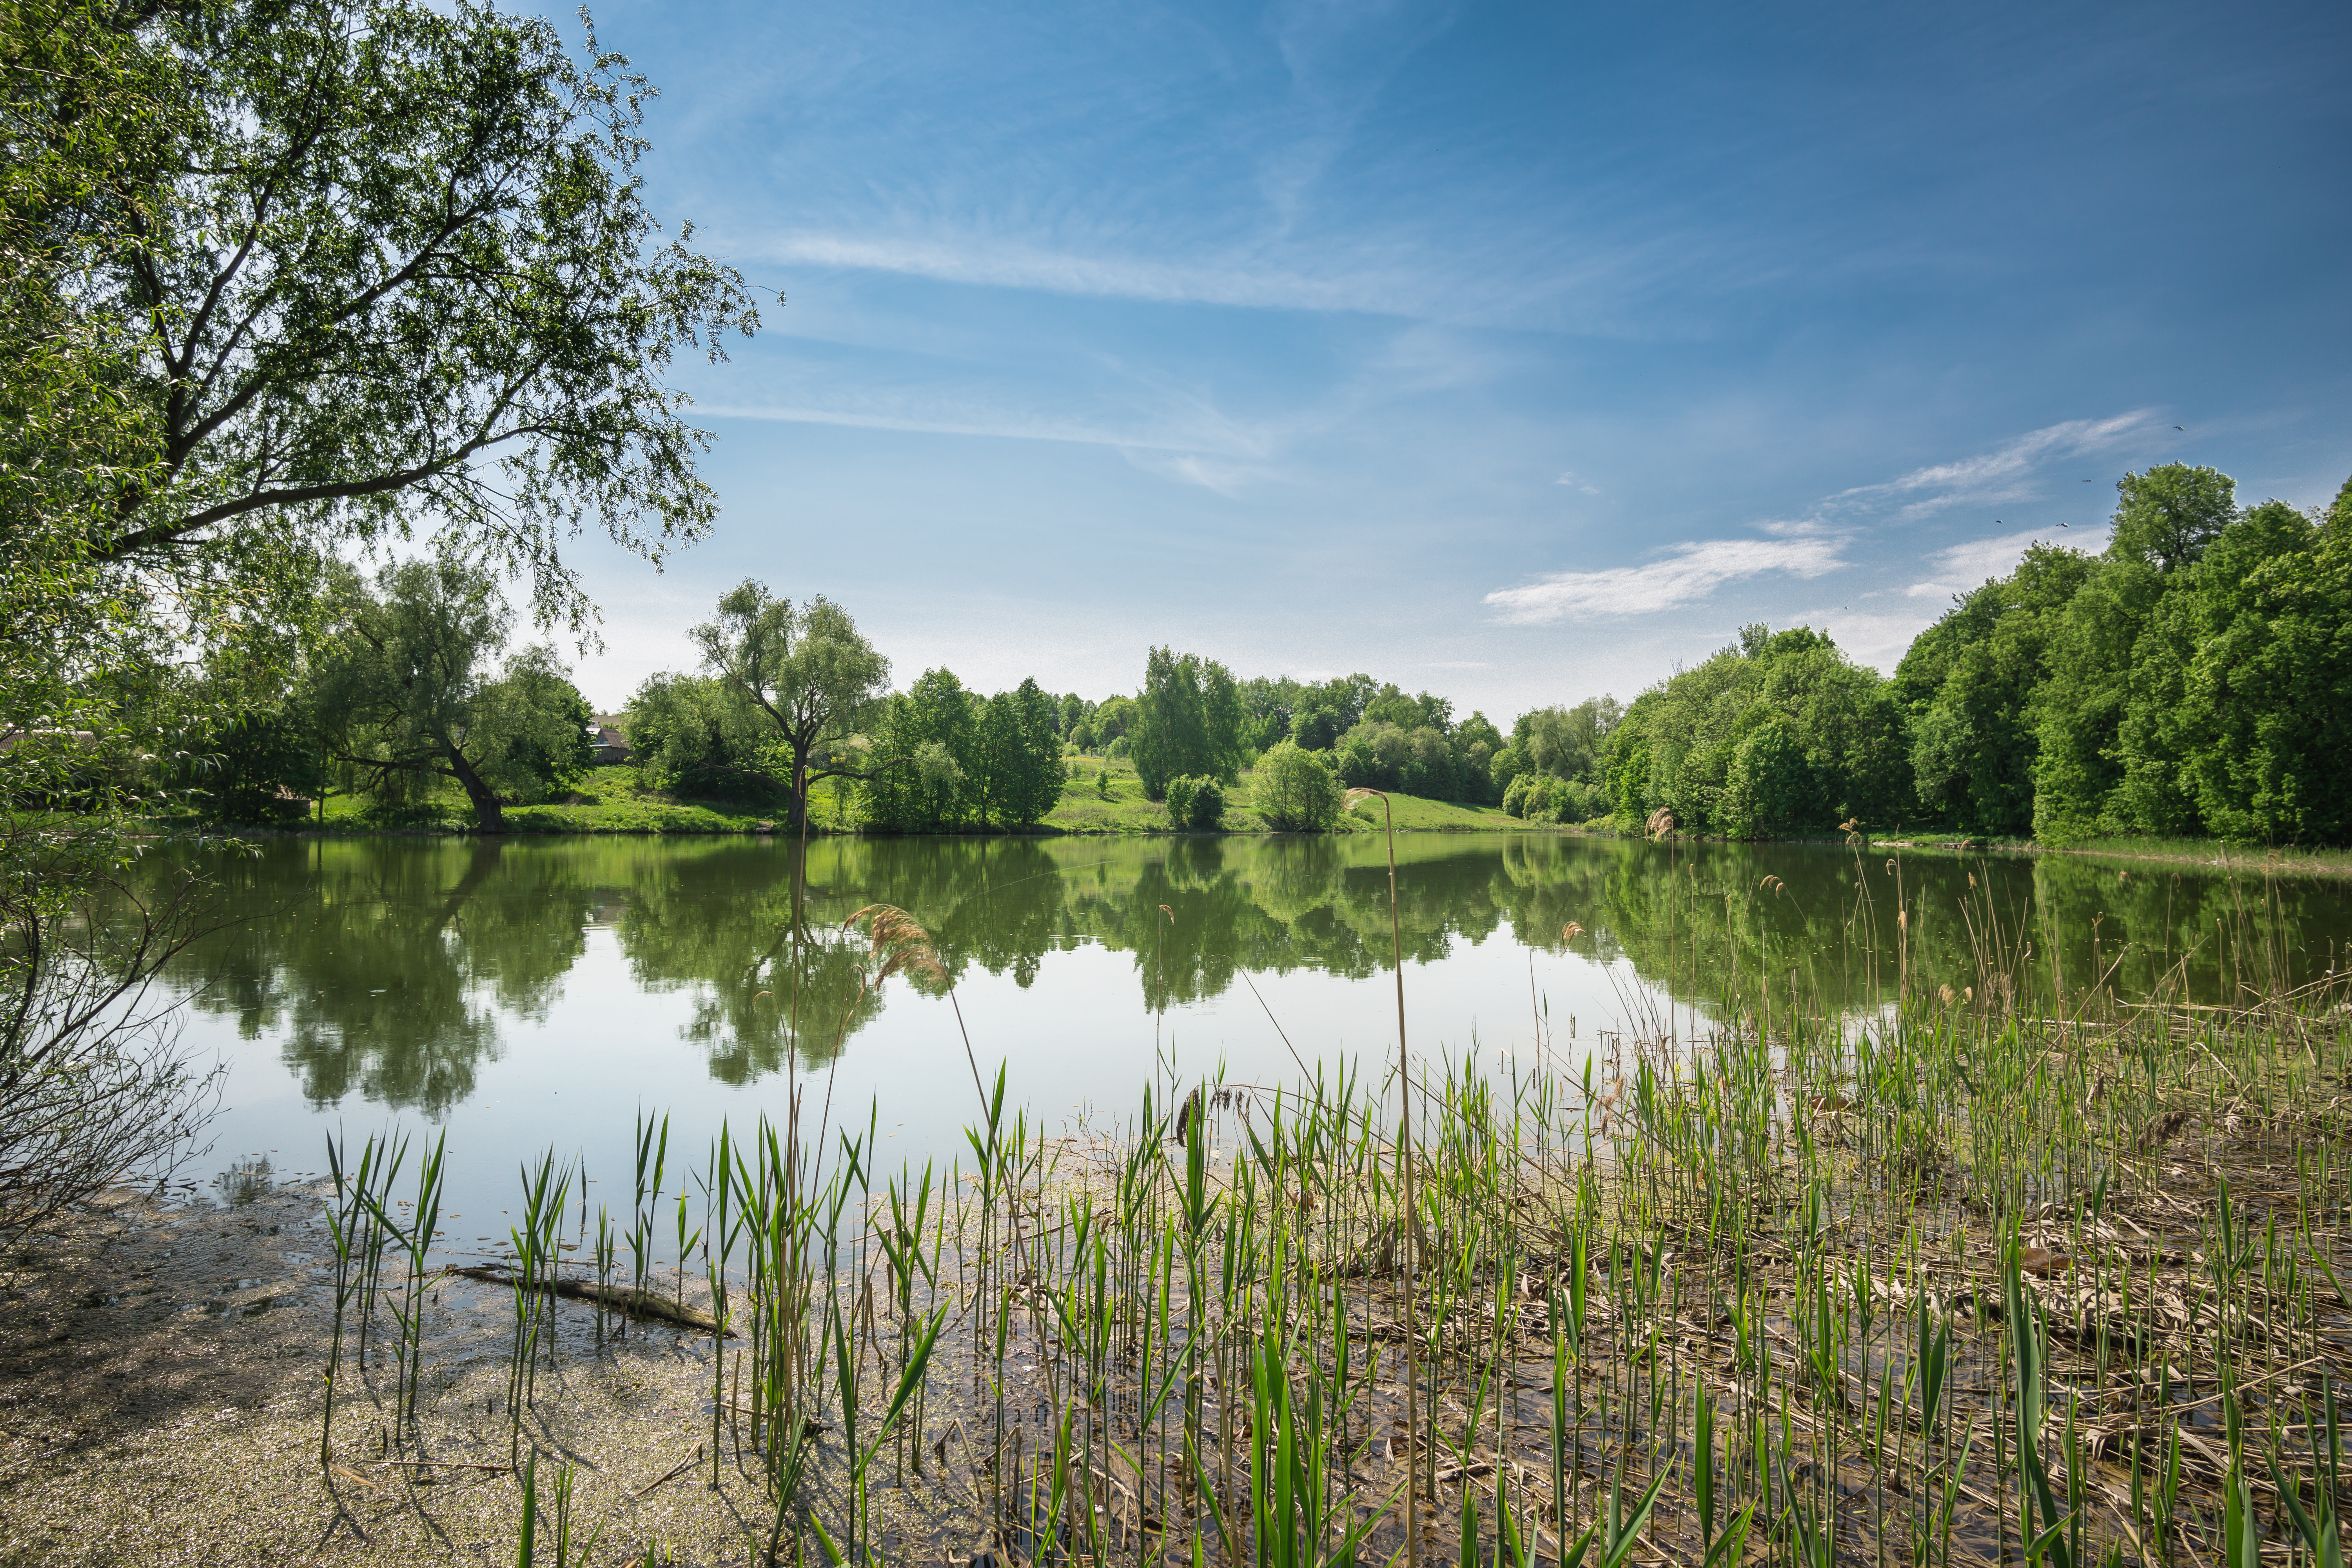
[149,838,592,1112]
[128,832,2351,1114]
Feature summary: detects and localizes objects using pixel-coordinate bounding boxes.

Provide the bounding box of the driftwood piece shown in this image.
[445,1265,732,1336]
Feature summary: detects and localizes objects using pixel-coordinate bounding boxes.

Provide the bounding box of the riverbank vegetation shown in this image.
[40,871,2342,1566]
[289,753,1531,839]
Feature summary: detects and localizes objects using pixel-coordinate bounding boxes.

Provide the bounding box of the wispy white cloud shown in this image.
[1555,468,1601,494]
[1258,0,1466,229]
[1486,412,2149,628]
[704,316,1512,495]
[1484,535,1846,624]
[748,221,1739,337]
[1116,448,1275,495]
[753,230,1413,316]
[1833,412,2155,521]
[698,399,1262,456]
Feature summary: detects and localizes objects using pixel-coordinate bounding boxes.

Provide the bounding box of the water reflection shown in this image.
[140,833,2349,1115]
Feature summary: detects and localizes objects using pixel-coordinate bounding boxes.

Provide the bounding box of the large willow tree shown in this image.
[0,0,756,1229]
[76,0,761,621]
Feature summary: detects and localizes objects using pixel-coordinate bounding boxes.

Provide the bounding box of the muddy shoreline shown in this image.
[0,1187,879,1566]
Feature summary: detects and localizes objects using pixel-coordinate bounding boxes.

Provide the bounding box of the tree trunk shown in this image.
[444,745,506,833]
[785,747,810,832]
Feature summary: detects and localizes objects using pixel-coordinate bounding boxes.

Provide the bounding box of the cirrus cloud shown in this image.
[1833,411,2154,521]
[1484,534,1846,624]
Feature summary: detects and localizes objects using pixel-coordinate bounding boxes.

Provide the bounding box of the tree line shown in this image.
[633,618,1559,834]
[1601,464,2352,845]
[172,459,2352,845]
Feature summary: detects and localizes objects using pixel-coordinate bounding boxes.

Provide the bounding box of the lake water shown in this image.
[133,831,2350,1234]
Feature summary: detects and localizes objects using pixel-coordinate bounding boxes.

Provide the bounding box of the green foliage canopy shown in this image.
[308,560,593,831]
[859,669,976,833]
[1130,646,1245,800]
[1880,462,2352,847]
[2107,463,2237,575]
[1252,739,1343,831]
[1604,626,1907,837]
[691,581,891,830]
[2029,491,2352,844]
[624,673,783,804]
[1893,544,2095,834]
[83,0,759,629]
[1163,775,1225,830]
[971,679,1066,828]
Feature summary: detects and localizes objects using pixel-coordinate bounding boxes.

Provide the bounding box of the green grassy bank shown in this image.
[207,764,2352,874]
[270,757,1550,837]
[1865,829,2352,877]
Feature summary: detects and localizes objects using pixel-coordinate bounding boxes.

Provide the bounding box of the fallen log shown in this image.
[444,1265,733,1336]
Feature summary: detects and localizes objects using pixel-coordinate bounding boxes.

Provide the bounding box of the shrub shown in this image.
[1164,775,1199,826]
[1165,775,1223,829]
[1190,777,1225,828]
[1254,740,1342,831]
[1505,772,1600,824]
[1,879,223,1245]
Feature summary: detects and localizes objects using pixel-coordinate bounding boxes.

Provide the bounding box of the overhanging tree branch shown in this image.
[73,0,759,628]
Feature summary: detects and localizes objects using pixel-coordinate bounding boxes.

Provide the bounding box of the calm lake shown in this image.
[135,831,2350,1235]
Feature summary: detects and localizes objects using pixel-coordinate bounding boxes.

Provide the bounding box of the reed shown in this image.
[318,1127,403,1467]
[505,1150,572,1461]
[368,1129,445,1438]
[309,871,2352,1567]
[629,1109,669,1326]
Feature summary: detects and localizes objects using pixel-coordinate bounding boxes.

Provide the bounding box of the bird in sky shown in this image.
[2174,425,2185,430]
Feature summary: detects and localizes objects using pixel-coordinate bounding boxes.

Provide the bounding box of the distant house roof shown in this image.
[586,714,630,762]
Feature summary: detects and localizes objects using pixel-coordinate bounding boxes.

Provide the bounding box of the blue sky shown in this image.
[546,0,2351,720]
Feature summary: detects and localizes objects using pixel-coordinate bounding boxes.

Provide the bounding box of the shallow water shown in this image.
[129,831,2350,1232]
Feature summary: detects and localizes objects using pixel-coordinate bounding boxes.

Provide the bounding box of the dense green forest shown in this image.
[156,461,2352,844]
[1601,464,2352,846]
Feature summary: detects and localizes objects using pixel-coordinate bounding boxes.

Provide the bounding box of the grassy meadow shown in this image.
[294,757,1552,837]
